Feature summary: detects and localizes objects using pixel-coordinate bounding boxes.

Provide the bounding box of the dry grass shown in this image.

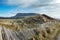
[0,15,59,40]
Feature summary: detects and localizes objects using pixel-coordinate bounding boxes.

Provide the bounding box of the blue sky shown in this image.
[0,0,60,18]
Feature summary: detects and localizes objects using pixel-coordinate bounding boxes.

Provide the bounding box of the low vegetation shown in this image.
[0,14,60,40]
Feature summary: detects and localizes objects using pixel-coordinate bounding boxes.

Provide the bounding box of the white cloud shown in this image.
[6,0,55,7]
[36,4,60,18]
[55,0,60,3]
[7,3,60,18]
[4,0,60,18]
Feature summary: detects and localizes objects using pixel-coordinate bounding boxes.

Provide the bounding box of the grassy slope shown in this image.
[0,15,60,40]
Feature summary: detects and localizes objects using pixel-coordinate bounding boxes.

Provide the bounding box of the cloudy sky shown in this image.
[0,0,60,18]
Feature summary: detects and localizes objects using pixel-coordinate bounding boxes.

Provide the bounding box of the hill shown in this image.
[0,13,38,19]
[0,14,59,40]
